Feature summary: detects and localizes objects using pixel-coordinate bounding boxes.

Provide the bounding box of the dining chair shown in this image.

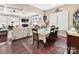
[46,27,55,46]
[50,27,56,42]
[51,25,55,28]
[54,27,59,41]
[32,28,39,48]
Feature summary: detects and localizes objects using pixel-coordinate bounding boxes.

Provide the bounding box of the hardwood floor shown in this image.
[0,37,31,54]
[0,36,67,54]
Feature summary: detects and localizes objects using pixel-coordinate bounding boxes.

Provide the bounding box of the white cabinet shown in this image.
[31,15,43,27]
[0,5,21,28]
[0,5,4,13]
[0,15,7,28]
[7,16,20,26]
[23,27,27,37]
[12,27,23,39]
[6,7,22,15]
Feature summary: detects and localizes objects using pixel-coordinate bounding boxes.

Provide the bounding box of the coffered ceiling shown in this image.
[30,4,63,11]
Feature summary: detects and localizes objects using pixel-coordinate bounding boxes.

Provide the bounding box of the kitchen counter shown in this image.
[67,31,79,37]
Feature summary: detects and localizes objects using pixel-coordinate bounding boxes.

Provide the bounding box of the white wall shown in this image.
[48,11,68,31]
[48,13,57,26]
[46,4,79,29]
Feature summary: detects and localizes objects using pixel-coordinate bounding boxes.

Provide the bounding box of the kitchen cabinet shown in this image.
[0,30,7,43]
[7,16,20,26]
[67,32,79,54]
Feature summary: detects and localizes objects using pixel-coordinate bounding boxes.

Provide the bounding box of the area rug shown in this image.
[22,35,67,54]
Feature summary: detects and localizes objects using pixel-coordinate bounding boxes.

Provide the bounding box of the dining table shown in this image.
[38,27,51,43]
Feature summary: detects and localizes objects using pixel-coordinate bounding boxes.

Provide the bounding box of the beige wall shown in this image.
[46,4,79,29]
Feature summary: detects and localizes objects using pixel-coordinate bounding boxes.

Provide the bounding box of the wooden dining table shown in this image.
[38,28,51,43]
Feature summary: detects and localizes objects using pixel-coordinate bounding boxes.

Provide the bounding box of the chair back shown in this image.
[51,25,55,28]
[49,27,55,40]
[49,27,58,42]
[32,28,39,41]
[54,27,59,41]
[55,27,59,34]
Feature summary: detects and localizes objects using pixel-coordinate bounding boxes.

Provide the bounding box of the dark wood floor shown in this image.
[0,36,67,54]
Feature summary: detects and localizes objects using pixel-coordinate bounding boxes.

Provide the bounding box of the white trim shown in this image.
[58,34,67,37]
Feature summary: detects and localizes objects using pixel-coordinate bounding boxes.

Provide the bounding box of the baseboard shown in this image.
[58,34,67,37]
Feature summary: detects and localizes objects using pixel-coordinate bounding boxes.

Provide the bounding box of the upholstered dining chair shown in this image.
[32,28,39,48]
[54,27,59,41]
[51,25,55,28]
[50,27,56,42]
[46,27,55,46]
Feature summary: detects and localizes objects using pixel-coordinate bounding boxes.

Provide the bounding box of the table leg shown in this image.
[37,41,39,49]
